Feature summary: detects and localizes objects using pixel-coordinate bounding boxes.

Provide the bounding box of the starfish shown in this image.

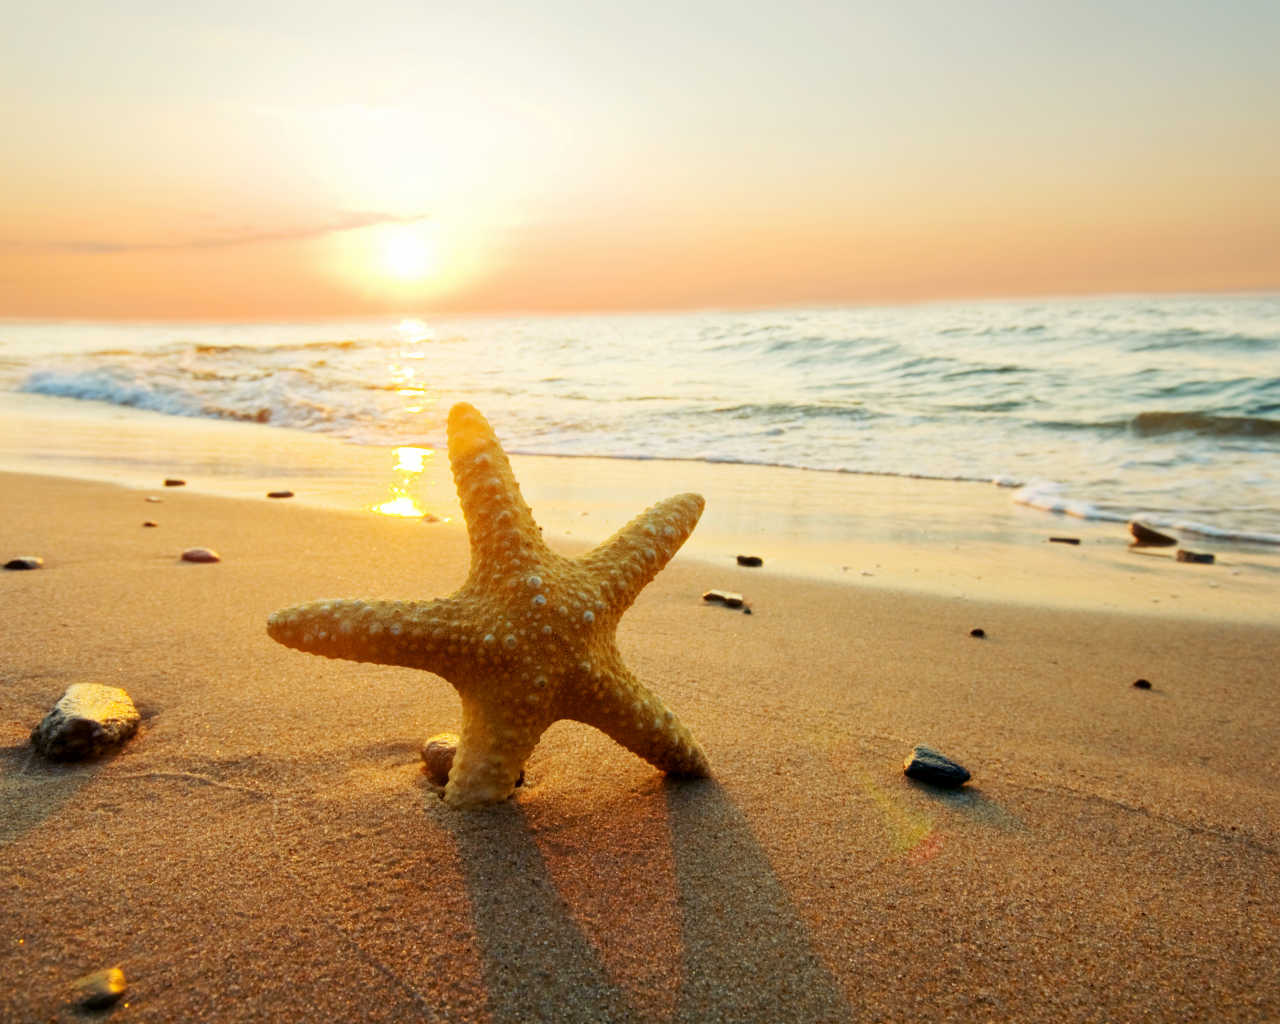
[267,402,711,809]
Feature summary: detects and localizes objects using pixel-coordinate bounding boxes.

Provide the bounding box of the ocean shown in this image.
[2,293,1278,544]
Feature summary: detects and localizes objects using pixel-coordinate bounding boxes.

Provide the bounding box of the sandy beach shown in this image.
[2,462,1278,1023]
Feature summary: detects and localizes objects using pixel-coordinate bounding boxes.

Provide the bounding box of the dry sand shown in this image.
[2,471,1278,1023]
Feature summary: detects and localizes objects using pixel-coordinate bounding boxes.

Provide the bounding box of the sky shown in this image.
[2,0,1278,319]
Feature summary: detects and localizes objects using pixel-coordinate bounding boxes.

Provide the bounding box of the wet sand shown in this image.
[2,470,1278,1022]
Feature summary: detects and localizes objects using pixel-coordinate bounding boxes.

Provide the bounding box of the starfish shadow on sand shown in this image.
[435,777,851,1024]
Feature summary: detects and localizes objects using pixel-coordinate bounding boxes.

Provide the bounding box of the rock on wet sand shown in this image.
[1129,521,1177,547]
[736,555,764,567]
[703,589,745,608]
[4,556,43,570]
[70,968,127,1009]
[903,744,971,788]
[31,684,141,761]
[181,547,221,563]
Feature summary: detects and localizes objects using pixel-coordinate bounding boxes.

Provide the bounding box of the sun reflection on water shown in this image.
[373,445,450,519]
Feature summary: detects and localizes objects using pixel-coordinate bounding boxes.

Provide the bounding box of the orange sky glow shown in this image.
[2,1,1277,320]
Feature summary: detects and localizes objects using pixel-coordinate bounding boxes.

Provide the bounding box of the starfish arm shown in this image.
[267,596,468,674]
[448,402,550,582]
[566,666,711,778]
[445,692,550,810]
[580,493,705,613]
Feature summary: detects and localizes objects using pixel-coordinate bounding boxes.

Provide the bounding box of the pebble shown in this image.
[421,733,459,785]
[1133,678,1152,689]
[1129,521,1176,547]
[736,554,764,567]
[743,607,753,615]
[969,628,985,638]
[267,490,294,499]
[3,556,43,570]
[163,478,186,487]
[181,547,221,563]
[903,744,971,788]
[145,496,162,502]
[1176,549,1215,564]
[70,968,127,1009]
[421,733,523,787]
[143,521,158,528]
[31,684,141,761]
[1049,537,1081,545]
[702,589,744,608]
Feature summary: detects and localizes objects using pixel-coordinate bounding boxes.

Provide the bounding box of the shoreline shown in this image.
[2,471,1277,1022]
[3,391,1278,622]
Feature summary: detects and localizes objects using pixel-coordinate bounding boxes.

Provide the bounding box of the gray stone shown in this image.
[1176,549,1215,564]
[903,744,970,788]
[70,968,127,1009]
[3,556,43,570]
[31,684,141,761]
[181,547,221,563]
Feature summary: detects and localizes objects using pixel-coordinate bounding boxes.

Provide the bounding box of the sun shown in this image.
[379,225,440,282]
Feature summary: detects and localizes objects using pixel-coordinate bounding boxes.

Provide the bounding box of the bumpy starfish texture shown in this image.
[267,402,711,810]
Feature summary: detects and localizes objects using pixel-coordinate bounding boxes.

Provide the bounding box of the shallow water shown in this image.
[2,293,1277,541]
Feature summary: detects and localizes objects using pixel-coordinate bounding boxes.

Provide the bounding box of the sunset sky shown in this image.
[2,0,1277,319]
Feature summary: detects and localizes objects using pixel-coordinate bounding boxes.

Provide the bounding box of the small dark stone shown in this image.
[1129,521,1176,547]
[4,556,43,570]
[143,521,158,527]
[1049,537,1081,545]
[702,589,744,608]
[267,490,294,499]
[1176,549,1215,564]
[903,744,970,788]
[736,555,763,567]
[181,547,221,563]
[32,684,140,761]
[743,607,752,615]
[969,628,985,638]
[70,968,126,1009]
[163,478,186,487]
[1133,678,1152,689]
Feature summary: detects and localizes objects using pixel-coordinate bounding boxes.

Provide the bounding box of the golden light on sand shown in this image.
[393,446,430,473]
[375,494,426,517]
[373,445,442,518]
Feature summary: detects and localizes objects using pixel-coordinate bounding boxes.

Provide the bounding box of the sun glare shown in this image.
[380,226,439,282]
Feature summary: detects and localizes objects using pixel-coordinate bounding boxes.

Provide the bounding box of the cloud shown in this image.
[2,210,430,255]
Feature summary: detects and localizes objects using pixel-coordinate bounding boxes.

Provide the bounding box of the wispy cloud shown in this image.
[2,210,430,254]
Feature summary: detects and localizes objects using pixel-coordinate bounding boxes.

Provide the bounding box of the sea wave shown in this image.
[1130,410,1280,438]
[1012,480,1280,546]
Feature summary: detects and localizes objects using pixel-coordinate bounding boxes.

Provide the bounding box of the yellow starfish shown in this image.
[267,402,711,809]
